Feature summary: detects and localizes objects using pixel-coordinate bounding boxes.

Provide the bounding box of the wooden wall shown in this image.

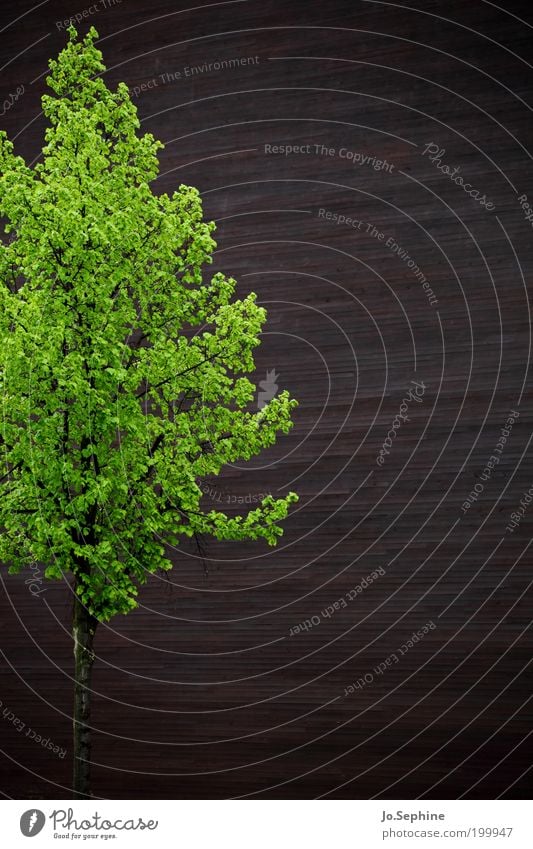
[0,0,532,799]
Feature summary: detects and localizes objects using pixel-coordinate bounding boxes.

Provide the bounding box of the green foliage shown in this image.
[0,27,297,621]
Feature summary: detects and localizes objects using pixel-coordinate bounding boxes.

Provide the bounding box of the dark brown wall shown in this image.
[1,0,532,799]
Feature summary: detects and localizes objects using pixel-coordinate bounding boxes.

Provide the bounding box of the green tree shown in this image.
[0,27,297,798]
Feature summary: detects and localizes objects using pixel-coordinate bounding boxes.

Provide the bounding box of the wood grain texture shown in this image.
[0,0,532,799]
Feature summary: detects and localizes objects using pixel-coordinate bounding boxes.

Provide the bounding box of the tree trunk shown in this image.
[72,583,98,799]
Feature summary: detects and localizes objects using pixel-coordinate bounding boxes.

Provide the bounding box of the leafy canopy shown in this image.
[0,27,297,621]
